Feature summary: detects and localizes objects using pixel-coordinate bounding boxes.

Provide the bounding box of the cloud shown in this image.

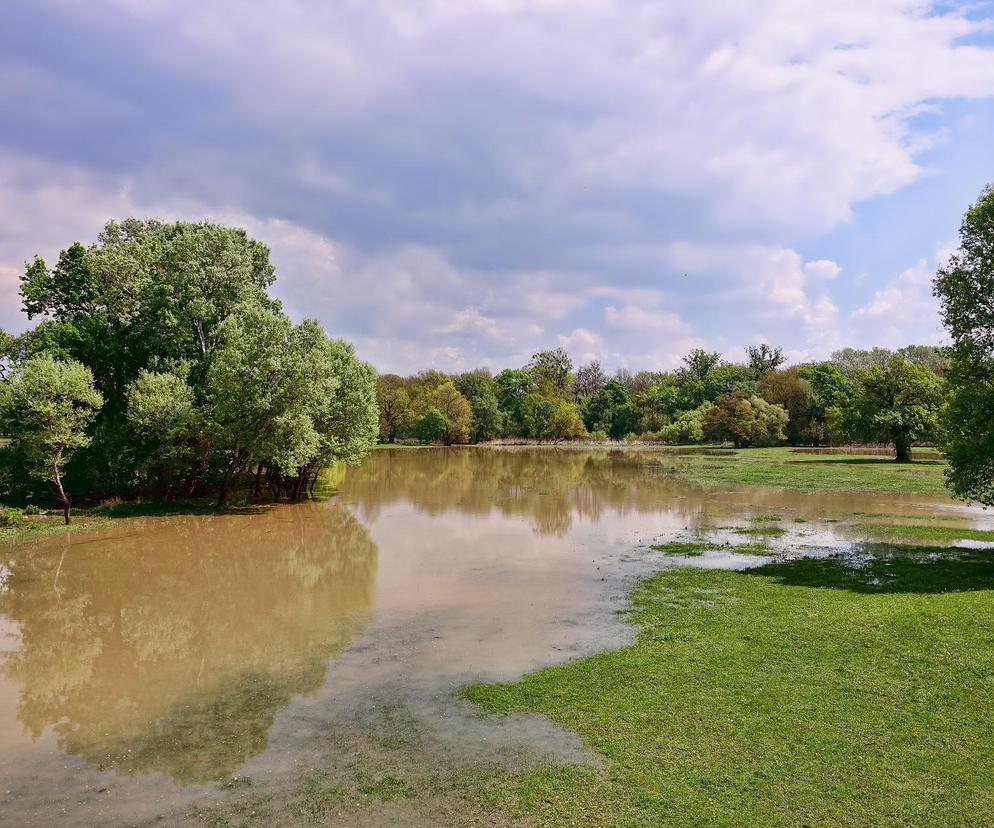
[849,247,951,348]
[1,1,992,370]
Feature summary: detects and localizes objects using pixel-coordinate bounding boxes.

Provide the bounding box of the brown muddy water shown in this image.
[1,448,990,826]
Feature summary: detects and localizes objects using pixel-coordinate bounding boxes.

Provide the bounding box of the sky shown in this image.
[2,0,994,374]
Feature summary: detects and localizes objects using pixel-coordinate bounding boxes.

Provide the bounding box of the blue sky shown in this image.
[1,0,993,373]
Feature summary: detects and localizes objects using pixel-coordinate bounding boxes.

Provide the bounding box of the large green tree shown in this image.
[836,357,945,462]
[582,379,637,439]
[935,183,994,502]
[13,219,376,505]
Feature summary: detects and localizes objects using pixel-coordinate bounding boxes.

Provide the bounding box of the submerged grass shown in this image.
[733,525,785,537]
[649,541,710,557]
[464,546,994,827]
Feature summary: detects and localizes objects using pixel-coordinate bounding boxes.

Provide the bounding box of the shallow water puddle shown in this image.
[0,447,987,825]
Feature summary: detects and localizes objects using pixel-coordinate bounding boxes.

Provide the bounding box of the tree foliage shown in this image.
[703,393,788,448]
[0,355,103,521]
[3,219,378,507]
[935,183,994,502]
[835,357,946,462]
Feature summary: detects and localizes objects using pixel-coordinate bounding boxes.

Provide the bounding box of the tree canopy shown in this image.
[935,183,994,502]
[2,219,378,508]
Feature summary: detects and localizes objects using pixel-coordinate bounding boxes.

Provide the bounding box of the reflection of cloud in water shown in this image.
[0,502,376,783]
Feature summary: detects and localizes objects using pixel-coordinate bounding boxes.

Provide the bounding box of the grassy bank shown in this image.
[464,548,994,826]
[649,446,950,496]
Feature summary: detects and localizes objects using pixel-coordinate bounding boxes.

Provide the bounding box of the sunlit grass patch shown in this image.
[653,447,949,495]
[857,523,994,544]
[464,546,994,826]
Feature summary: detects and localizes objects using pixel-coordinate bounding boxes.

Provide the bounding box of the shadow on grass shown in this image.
[750,544,994,594]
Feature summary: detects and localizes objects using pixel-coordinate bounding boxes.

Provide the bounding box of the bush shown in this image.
[588,430,609,442]
[22,504,40,515]
[0,507,25,528]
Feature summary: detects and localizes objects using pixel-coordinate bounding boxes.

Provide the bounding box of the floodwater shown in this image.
[0,448,989,826]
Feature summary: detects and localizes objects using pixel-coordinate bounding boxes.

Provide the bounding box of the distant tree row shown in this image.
[377,342,948,460]
[1,220,379,521]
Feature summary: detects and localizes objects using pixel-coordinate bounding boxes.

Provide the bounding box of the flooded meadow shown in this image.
[1,447,990,826]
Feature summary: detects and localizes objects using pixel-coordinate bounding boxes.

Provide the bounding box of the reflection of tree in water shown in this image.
[344,448,706,536]
[0,501,377,783]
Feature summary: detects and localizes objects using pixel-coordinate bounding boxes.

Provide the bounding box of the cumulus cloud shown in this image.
[849,246,952,348]
[1,1,992,369]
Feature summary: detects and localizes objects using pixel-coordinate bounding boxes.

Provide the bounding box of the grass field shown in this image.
[464,548,994,826]
[650,446,950,496]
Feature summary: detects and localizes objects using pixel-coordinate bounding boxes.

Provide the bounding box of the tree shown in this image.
[836,357,945,462]
[0,329,22,381]
[897,345,950,373]
[759,368,812,445]
[494,369,532,434]
[302,335,378,479]
[203,303,329,505]
[796,361,854,445]
[574,360,607,399]
[12,219,379,505]
[582,379,636,439]
[703,393,788,448]
[935,183,994,501]
[676,349,727,408]
[432,382,472,444]
[528,348,573,397]
[831,347,894,373]
[454,370,503,442]
[0,355,103,523]
[544,399,587,444]
[415,408,447,443]
[658,403,712,444]
[126,366,198,495]
[633,381,679,434]
[520,393,585,443]
[376,375,412,443]
[746,343,785,377]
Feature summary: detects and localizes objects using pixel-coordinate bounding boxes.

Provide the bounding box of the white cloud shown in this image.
[849,249,948,348]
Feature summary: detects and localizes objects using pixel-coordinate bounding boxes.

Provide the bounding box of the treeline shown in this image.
[378,343,949,460]
[0,220,379,522]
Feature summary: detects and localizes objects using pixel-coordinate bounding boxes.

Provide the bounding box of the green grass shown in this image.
[464,547,994,826]
[652,447,950,495]
[857,523,994,543]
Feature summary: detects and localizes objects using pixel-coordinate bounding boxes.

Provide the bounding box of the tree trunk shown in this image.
[52,459,71,525]
[894,439,912,463]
